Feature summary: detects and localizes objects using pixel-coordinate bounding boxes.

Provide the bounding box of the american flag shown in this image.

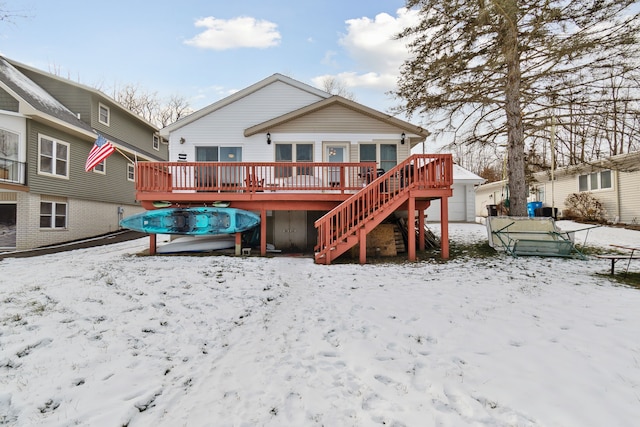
[85,134,116,172]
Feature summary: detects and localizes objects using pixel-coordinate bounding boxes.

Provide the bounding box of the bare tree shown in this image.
[318,76,356,101]
[111,84,192,128]
[393,0,640,216]
[157,94,192,128]
[0,3,28,23]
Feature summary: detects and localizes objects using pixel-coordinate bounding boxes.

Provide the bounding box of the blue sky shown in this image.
[0,0,419,117]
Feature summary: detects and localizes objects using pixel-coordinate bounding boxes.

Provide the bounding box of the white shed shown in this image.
[426,164,485,222]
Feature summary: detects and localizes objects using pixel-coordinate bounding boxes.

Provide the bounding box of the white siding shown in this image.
[168,81,325,162]
[477,162,640,224]
[617,169,640,223]
[427,183,476,222]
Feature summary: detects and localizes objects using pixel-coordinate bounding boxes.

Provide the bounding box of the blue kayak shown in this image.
[119,207,260,235]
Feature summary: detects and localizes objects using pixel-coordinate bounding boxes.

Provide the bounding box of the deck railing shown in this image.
[314,154,453,262]
[0,158,26,185]
[136,161,378,193]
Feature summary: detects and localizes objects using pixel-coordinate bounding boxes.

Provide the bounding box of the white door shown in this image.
[325,143,348,186]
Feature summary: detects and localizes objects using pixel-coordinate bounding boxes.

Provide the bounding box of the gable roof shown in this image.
[453,164,485,184]
[160,73,331,136]
[4,56,158,131]
[0,56,95,139]
[244,95,430,142]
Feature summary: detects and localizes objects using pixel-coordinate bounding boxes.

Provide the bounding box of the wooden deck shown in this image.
[134,154,453,263]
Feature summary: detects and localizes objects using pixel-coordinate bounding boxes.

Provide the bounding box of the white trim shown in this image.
[39,200,68,229]
[98,102,110,126]
[160,74,330,136]
[127,163,135,182]
[37,133,70,179]
[93,159,106,175]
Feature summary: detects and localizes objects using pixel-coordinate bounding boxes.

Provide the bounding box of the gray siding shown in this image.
[0,87,19,112]
[15,66,167,160]
[15,69,92,123]
[27,121,138,205]
[272,104,403,134]
[0,89,19,113]
[91,95,165,158]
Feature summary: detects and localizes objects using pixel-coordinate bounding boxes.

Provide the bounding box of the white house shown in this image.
[475,151,640,224]
[153,73,454,262]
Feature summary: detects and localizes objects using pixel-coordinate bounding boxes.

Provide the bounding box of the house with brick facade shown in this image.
[0,56,168,250]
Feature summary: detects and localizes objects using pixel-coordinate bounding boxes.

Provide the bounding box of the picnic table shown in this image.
[595,245,640,274]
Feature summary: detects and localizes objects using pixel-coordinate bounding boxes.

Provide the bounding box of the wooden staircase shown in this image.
[314,154,452,264]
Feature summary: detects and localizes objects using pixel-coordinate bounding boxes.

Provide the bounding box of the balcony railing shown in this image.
[136,161,378,194]
[0,158,26,185]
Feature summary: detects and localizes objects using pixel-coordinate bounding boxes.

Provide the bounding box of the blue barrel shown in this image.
[527,201,543,217]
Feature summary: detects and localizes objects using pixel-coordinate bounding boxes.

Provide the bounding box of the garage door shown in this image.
[425,184,467,222]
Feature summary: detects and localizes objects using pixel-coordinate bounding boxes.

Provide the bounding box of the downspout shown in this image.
[615,169,621,223]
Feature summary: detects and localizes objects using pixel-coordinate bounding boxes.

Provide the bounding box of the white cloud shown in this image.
[311,71,396,92]
[321,50,338,67]
[318,8,420,91]
[184,16,281,50]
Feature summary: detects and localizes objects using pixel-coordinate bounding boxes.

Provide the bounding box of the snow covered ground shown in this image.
[1,222,639,426]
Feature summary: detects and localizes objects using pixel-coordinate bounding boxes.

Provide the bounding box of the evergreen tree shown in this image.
[394,0,640,215]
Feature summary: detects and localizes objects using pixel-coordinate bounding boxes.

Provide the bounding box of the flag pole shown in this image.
[114,147,135,164]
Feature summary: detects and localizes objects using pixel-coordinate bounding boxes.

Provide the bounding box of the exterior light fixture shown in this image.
[179,137,186,144]
[401,132,406,144]
[267,132,271,144]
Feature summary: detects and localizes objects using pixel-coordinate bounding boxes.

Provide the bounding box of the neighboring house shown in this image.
[475,151,640,224]
[147,73,453,264]
[475,180,510,217]
[425,164,485,222]
[0,56,168,250]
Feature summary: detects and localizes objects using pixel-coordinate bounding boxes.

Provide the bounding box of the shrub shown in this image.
[564,192,607,222]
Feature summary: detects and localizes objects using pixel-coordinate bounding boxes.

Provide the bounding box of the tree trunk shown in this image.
[503,2,527,217]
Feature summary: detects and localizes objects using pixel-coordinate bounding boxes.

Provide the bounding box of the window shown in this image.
[380,144,397,172]
[127,163,135,182]
[0,128,19,160]
[194,146,243,186]
[196,146,219,162]
[153,135,160,150]
[360,143,397,172]
[275,143,313,177]
[0,128,19,182]
[40,201,67,229]
[38,135,69,178]
[98,103,110,126]
[578,170,612,192]
[93,160,106,174]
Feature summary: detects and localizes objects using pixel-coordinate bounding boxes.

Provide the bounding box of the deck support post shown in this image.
[440,196,450,259]
[149,234,156,255]
[260,209,267,256]
[407,196,416,261]
[235,232,241,255]
[418,208,425,251]
[359,227,367,264]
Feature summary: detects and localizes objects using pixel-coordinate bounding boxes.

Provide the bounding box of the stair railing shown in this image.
[314,154,453,263]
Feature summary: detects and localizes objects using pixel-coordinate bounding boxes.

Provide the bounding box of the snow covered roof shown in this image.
[453,164,485,184]
[0,56,94,136]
